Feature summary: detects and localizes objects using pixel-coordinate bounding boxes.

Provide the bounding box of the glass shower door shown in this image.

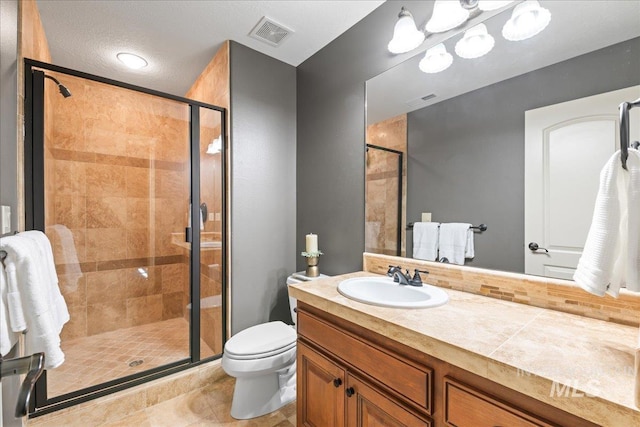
[36,68,193,399]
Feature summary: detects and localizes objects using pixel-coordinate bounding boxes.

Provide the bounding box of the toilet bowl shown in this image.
[222,272,328,420]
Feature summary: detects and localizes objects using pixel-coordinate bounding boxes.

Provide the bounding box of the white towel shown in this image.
[21,230,70,332]
[573,149,640,297]
[439,223,472,265]
[413,222,440,261]
[0,235,67,369]
[465,228,475,259]
[0,263,19,357]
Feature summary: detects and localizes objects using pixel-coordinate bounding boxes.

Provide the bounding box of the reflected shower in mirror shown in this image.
[365,0,640,278]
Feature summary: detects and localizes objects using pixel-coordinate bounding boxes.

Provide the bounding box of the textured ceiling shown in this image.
[36,0,385,96]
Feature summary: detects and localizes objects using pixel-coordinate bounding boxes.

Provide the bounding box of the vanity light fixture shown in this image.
[207,136,222,154]
[425,0,470,33]
[419,43,453,74]
[116,52,148,69]
[502,0,551,41]
[387,7,425,54]
[478,0,514,11]
[455,23,495,59]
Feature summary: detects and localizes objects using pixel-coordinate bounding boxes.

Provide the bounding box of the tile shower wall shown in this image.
[45,77,190,340]
[365,114,407,257]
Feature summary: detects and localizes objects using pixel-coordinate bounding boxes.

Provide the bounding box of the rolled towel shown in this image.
[413,222,440,261]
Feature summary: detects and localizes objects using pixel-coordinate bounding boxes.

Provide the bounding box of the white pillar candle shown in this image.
[306,233,318,253]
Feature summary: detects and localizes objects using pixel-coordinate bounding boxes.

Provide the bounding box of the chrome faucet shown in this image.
[387,265,429,287]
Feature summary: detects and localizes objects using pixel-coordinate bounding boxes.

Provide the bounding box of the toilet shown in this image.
[222,272,328,420]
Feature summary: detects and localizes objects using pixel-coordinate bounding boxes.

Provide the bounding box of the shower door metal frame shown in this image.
[366,143,403,256]
[23,58,228,417]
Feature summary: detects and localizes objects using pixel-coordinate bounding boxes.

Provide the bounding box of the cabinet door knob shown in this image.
[333,378,342,388]
[345,387,355,397]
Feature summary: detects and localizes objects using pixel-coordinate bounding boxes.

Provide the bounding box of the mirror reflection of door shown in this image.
[524,85,640,279]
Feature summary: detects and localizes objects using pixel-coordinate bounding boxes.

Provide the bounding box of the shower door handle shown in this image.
[0,352,45,417]
[185,227,192,243]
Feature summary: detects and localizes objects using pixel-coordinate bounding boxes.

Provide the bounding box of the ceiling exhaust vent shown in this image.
[406,94,437,109]
[249,16,293,47]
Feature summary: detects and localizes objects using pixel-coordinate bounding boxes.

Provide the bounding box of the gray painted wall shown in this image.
[407,38,640,273]
[229,42,297,333]
[296,1,420,274]
[0,0,19,233]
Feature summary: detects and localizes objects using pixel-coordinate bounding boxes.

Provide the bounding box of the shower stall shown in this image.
[365,144,404,256]
[23,59,226,415]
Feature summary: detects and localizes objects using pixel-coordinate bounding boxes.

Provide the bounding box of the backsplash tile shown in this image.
[363,253,640,326]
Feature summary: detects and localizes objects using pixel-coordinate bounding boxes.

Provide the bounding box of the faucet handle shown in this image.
[410,269,429,286]
[386,265,401,276]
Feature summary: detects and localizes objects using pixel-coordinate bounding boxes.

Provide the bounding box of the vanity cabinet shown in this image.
[297,339,430,426]
[296,303,598,427]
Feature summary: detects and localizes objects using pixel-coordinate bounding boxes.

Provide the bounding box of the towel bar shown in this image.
[407,223,487,232]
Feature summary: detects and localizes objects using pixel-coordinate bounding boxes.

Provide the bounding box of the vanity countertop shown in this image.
[288,271,640,426]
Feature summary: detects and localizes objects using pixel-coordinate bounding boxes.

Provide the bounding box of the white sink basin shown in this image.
[337,277,449,309]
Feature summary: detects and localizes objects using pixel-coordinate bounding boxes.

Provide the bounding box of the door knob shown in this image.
[333,378,342,388]
[346,387,355,397]
[528,242,549,253]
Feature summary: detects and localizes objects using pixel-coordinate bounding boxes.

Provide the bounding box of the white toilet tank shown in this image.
[286,272,329,325]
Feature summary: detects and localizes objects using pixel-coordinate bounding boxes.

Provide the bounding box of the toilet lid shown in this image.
[225,321,296,359]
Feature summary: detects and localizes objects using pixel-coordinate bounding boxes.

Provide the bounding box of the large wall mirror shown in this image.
[365,0,640,279]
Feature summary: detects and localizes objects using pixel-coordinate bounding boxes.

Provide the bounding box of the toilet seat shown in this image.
[224,321,296,360]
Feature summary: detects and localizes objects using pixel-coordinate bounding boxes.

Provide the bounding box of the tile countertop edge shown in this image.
[288,272,640,427]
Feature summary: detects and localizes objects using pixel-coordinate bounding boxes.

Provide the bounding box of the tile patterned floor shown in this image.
[48,318,212,397]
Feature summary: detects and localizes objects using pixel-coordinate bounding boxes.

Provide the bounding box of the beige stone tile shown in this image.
[60,304,87,340]
[126,197,152,229]
[126,167,152,198]
[58,273,87,307]
[162,291,184,320]
[87,270,126,304]
[86,196,127,228]
[162,263,185,293]
[127,295,163,327]
[54,195,87,229]
[145,388,218,427]
[100,409,152,427]
[87,300,127,335]
[55,160,86,195]
[124,266,162,298]
[86,163,127,197]
[126,228,152,258]
[86,228,127,262]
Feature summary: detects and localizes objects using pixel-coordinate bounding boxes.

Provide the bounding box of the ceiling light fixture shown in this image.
[478,0,514,11]
[116,52,148,70]
[387,7,425,54]
[502,0,551,41]
[419,43,453,74]
[455,23,495,59]
[425,0,470,34]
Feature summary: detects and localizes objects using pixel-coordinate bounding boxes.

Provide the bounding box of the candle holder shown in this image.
[301,250,323,278]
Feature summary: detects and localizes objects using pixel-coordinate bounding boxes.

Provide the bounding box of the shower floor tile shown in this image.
[47,318,213,398]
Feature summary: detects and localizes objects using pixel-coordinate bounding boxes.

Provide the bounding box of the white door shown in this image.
[524,85,640,279]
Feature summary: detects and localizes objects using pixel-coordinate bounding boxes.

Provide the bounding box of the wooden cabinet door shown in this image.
[346,374,431,427]
[298,342,346,427]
